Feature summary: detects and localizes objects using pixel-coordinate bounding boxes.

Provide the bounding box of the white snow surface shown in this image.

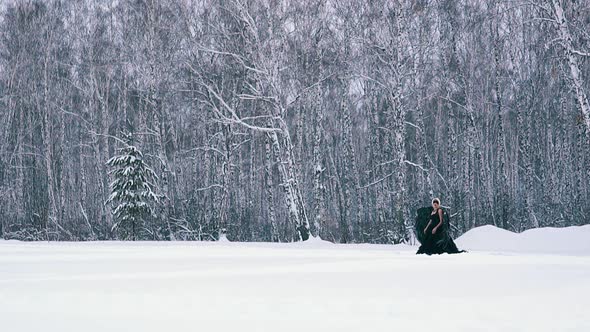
[1,225,590,332]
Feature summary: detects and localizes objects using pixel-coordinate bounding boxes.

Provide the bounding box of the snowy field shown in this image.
[1,226,590,332]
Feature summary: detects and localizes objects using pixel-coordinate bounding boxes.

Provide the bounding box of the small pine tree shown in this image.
[106,140,159,240]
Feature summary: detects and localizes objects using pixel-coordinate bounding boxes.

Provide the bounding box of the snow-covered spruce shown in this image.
[106,143,160,240]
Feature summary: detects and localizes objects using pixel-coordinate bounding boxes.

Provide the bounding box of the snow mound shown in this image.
[218,234,230,243]
[456,224,590,255]
[296,235,334,246]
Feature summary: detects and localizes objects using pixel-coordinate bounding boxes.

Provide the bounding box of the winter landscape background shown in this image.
[1,1,590,331]
[0,0,589,242]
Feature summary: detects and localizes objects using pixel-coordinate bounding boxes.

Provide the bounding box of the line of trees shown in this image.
[0,0,588,242]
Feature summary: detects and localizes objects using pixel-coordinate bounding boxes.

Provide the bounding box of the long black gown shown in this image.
[415,207,464,255]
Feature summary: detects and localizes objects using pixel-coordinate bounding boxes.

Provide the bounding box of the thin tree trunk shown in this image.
[549,0,590,139]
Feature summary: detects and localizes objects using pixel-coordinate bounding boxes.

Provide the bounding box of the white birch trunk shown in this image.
[550,0,590,139]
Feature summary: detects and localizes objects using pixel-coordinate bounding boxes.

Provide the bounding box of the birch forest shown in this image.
[0,0,589,242]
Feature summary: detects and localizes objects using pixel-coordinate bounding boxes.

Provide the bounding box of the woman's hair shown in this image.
[432,198,440,205]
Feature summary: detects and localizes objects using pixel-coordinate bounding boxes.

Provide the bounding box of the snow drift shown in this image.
[456,224,590,255]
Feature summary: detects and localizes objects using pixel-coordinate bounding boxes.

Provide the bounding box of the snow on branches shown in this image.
[106,143,160,240]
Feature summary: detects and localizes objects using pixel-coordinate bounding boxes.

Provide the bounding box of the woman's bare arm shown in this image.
[424,221,432,233]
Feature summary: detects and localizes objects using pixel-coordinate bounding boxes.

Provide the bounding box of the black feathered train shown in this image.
[415,206,465,255]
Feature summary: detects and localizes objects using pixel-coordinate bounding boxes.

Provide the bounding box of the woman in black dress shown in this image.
[416,198,464,255]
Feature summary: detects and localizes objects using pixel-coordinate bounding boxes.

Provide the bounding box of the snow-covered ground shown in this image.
[1,226,589,332]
